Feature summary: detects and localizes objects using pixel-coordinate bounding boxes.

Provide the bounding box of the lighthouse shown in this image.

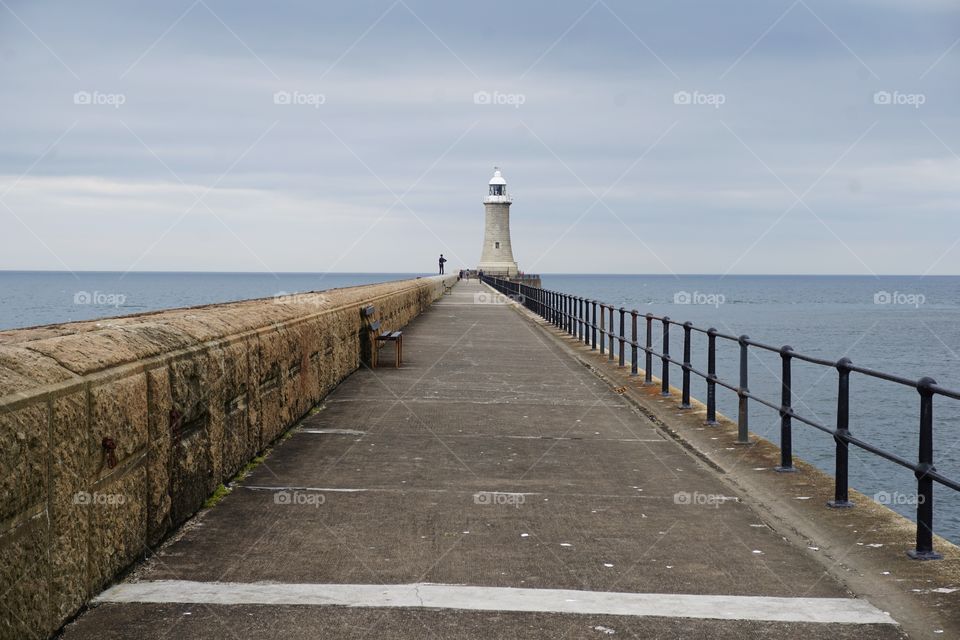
[477,167,519,276]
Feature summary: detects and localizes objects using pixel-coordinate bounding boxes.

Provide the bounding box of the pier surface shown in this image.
[62,281,904,639]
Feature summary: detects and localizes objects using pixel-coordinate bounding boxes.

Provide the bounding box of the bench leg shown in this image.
[395,338,400,368]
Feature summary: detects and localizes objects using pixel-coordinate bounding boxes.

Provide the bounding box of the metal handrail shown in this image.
[481,274,958,560]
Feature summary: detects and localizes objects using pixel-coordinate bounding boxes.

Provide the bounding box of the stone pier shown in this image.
[45,279,954,639]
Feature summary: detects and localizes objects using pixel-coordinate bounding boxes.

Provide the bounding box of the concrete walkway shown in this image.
[62,280,904,639]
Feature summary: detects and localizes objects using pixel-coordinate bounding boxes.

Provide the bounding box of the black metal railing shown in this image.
[481,275,960,560]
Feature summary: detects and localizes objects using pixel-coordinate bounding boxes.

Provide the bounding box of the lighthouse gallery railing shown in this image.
[481,274,960,561]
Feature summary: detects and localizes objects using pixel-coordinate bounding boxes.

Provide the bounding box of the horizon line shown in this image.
[0,269,956,277]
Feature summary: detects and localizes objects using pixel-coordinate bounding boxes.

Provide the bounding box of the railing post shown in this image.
[706,328,717,425]
[591,301,598,349]
[568,295,574,336]
[909,377,943,560]
[736,335,751,444]
[660,318,670,396]
[630,310,638,376]
[776,346,796,472]
[582,298,588,342]
[568,295,574,335]
[574,298,584,341]
[618,308,626,367]
[608,306,615,362]
[644,313,653,385]
[828,357,854,508]
[599,305,606,355]
[680,322,692,409]
[575,297,581,342]
[557,293,567,331]
[568,294,574,335]
[579,298,584,342]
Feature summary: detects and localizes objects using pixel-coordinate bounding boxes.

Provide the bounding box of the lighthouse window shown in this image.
[495,242,500,249]
[490,184,504,196]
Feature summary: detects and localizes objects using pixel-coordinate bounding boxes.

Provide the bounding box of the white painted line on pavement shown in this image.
[300,429,368,435]
[242,486,366,493]
[95,581,896,625]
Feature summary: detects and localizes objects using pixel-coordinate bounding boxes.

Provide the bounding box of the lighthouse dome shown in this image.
[485,167,511,203]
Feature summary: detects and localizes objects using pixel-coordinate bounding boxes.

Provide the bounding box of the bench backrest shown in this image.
[362,305,384,336]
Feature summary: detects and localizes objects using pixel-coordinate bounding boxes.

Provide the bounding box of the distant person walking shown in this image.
[438,254,447,274]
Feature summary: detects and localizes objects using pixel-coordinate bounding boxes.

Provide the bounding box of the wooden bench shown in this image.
[362,305,403,368]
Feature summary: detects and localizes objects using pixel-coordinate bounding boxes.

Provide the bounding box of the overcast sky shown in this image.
[1,0,958,274]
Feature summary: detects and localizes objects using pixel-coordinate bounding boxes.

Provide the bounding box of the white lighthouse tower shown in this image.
[477,167,519,276]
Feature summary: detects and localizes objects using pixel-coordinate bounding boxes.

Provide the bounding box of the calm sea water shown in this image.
[0,271,427,329]
[542,274,960,543]
[2,271,960,543]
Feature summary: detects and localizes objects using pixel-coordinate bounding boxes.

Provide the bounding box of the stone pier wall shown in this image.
[0,274,457,640]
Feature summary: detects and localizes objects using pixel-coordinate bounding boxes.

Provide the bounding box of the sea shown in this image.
[2,271,960,543]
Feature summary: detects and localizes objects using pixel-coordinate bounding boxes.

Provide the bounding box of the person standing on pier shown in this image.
[438,254,447,274]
